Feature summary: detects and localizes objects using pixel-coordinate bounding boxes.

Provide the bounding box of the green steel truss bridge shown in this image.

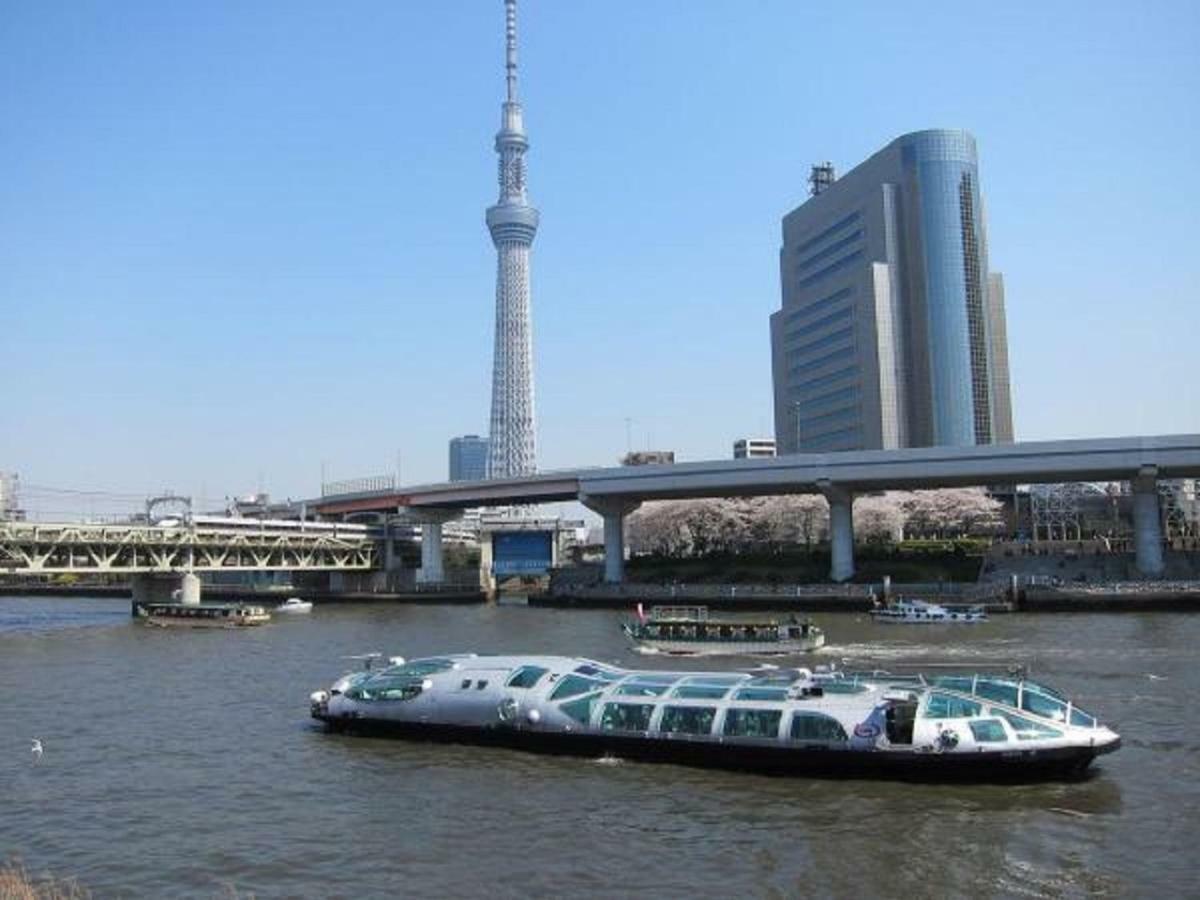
[0,520,375,576]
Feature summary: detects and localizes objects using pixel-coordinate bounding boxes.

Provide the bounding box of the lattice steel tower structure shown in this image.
[485,0,539,480]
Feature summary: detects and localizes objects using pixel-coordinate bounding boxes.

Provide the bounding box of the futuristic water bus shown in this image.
[310,655,1119,781]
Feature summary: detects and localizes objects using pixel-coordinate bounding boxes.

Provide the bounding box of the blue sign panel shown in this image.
[493,531,553,576]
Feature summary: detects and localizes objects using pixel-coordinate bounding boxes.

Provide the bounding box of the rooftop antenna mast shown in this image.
[809,162,836,196]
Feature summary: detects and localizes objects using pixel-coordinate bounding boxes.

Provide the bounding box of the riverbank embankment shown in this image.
[0,583,486,605]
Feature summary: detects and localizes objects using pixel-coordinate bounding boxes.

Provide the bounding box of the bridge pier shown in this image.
[818,481,855,583]
[131,572,201,610]
[1132,467,1165,578]
[415,510,461,585]
[581,496,641,584]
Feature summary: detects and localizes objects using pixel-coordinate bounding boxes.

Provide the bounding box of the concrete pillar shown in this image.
[580,496,642,584]
[479,532,496,598]
[415,509,461,585]
[179,572,202,605]
[818,481,855,583]
[1132,468,1165,578]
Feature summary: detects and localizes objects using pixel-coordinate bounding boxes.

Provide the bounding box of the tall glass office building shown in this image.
[449,435,490,482]
[770,129,1014,453]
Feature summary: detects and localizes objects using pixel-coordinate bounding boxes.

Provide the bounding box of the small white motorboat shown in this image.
[276,597,314,614]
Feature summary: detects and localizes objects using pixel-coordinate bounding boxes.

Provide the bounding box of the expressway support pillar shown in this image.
[818,481,856,583]
[415,510,461,586]
[581,496,641,584]
[1132,467,1165,578]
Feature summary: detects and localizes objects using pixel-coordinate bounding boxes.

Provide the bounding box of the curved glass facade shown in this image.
[772,128,1010,453]
[901,130,989,446]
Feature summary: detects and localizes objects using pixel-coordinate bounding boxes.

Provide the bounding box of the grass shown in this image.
[0,861,254,900]
[0,862,89,900]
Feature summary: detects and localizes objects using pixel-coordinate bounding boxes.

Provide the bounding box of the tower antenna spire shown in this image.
[505,0,518,102]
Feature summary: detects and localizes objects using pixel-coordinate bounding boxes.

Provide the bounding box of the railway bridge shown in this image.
[0,519,376,605]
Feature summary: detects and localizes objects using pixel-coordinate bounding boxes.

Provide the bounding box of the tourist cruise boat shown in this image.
[622,605,825,655]
[310,655,1119,781]
[135,601,271,628]
[870,598,988,624]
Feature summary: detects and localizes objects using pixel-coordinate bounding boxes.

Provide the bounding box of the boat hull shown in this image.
[315,714,1113,782]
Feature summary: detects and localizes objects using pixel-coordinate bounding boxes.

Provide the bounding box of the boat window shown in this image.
[560,692,602,724]
[733,687,789,702]
[345,676,424,702]
[672,685,733,700]
[659,706,717,735]
[616,682,671,697]
[973,679,1019,707]
[924,692,982,719]
[381,658,455,678]
[506,666,550,689]
[990,709,1064,739]
[615,674,680,697]
[476,680,489,690]
[931,676,974,694]
[790,713,848,742]
[969,719,1008,743]
[460,679,472,690]
[817,682,868,695]
[1069,706,1097,728]
[723,708,782,739]
[600,703,655,732]
[1019,687,1067,722]
[1022,679,1065,699]
[549,674,605,701]
[574,664,621,682]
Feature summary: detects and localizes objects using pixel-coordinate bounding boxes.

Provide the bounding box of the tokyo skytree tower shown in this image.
[485,0,539,480]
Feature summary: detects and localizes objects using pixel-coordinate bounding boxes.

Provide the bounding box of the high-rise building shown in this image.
[770,129,1014,453]
[485,0,539,480]
[449,435,490,482]
[733,438,777,459]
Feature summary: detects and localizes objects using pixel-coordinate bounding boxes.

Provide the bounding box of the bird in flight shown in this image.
[31,739,43,759]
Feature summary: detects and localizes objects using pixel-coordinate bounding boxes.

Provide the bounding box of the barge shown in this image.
[310,654,1119,781]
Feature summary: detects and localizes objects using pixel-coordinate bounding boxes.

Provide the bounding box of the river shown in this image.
[1,595,1196,898]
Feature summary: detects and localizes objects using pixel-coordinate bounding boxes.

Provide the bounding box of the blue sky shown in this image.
[3,0,1197,512]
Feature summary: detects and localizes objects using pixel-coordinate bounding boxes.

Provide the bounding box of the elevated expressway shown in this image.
[0,521,376,604]
[312,434,1200,584]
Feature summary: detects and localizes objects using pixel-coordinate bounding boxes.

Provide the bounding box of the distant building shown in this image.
[450,435,490,482]
[0,472,23,521]
[770,129,1014,453]
[621,450,675,466]
[733,438,777,459]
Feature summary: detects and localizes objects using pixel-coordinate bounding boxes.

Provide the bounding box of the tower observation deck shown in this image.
[485,0,539,480]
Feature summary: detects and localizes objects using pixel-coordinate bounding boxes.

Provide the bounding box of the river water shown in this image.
[1,595,1196,898]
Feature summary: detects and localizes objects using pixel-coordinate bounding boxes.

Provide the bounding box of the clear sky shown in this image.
[3,0,1197,513]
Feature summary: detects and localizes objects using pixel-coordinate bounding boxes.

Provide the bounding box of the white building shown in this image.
[733,439,777,460]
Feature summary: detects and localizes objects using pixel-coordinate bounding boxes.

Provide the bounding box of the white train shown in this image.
[154,515,372,536]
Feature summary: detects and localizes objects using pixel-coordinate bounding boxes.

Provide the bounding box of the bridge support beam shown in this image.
[415,510,461,585]
[818,481,855,583]
[581,496,641,584]
[1132,468,1165,578]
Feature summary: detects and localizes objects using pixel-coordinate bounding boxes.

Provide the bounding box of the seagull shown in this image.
[30,739,43,759]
